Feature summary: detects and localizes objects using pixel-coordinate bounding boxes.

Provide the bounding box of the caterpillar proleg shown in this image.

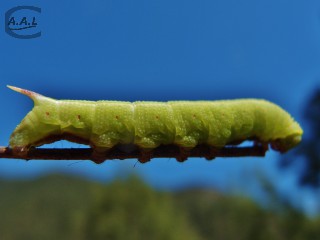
[7,86,303,163]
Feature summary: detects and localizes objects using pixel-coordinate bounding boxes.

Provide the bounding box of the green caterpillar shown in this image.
[8,86,303,162]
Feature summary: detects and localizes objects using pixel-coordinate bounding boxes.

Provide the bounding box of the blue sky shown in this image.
[1,0,320,212]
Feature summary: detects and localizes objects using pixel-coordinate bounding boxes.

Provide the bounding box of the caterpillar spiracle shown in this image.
[8,86,303,163]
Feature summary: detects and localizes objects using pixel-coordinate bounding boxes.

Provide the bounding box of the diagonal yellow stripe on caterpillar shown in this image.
[7,86,303,163]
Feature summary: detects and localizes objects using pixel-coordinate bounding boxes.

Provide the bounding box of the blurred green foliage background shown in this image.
[0,174,319,240]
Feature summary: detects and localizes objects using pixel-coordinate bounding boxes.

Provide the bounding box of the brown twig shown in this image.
[0,144,267,164]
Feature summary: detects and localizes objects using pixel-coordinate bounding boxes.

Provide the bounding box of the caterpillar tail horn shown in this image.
[7,85,47,105]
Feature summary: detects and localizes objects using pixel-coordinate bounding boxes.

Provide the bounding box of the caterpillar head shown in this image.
[270,121,303,153]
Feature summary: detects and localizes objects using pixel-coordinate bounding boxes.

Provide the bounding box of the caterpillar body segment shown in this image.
[8,86,303,162]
